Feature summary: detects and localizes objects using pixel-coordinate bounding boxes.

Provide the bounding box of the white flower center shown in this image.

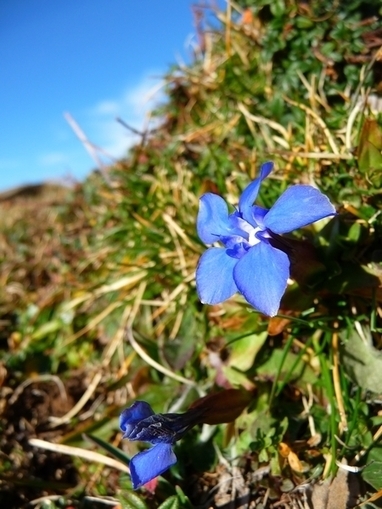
[248,226,261,246]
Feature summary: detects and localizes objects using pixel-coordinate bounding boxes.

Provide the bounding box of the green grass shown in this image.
[1,1,382,507]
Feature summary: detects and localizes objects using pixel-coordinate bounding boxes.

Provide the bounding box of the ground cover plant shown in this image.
[1,0,382,507]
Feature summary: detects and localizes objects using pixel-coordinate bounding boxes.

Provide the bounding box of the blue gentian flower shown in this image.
[196,162,336,316]
[120,401,202,489]
[120,390,252,489]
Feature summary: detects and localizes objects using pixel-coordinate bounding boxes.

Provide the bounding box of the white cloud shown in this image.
[122,78,165,117]
[1,76,166,189]
[92,100,119,116]
[81,73,166,162]
[39,151,68,166]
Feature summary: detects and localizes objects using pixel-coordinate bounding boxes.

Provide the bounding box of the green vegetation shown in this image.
[1,1,382,507]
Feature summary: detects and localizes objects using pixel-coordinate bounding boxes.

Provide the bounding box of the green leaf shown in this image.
[363,446,382,490]
[118,491,148,509]
[340,327,382,393]
[157,495,179,509]
[256,348,317,386]
[31,319,63,340]
[270,0,286,17]
[357,118,382,187]
[85,433,131,464]
[174,486,193,508]
[295,16,314,29]
[228,332,268,371]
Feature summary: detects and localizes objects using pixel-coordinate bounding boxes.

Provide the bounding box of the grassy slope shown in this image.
[1,1,382,507]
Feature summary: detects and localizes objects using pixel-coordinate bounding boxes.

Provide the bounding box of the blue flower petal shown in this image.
[239,161,273,225]
[252,205,268,227]
[197,194,231,244]
[263,185,336,234]
[233,243,289,316]
[127,413,184,444]
[120,401,154,439]
[130,443,177,489]
[196,247,238,304]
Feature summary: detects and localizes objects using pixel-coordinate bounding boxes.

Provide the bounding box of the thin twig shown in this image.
[225,0,232,57]
[64,112,113,185]
[237,102,290,139]
[49,372,103,427]
[162,212,198,251]
[283,96,340,154]
[103,305,133,366]
[332,327,348,433]
[84,497,120,507]
[296,70,330,112]
[271,149,352,160]
[29,438,129,473]
[64,301,123,345]
[352,424,382,464]
[8,375,67,406]
[51,306,133,427]
[29,495,63,507]
[126,327,195,386]
[345,100,363,151]
[116,117,146,136]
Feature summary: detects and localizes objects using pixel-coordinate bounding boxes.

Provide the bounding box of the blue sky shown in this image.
[1,1,221,190]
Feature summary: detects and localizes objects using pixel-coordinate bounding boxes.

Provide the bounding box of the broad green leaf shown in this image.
[357,118,382,187]
[255,348,317,386]
[363,446,382,490]
[270,0,286,17]
[228,332,268,371]
[31,319,63,340]
[119,491,148,509]
[340,327,382,393]
[158,496,179,509]
[174,485,193,508]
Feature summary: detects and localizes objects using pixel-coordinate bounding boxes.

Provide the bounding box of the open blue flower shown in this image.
[196,162,336,316]
[120,401,201,489]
